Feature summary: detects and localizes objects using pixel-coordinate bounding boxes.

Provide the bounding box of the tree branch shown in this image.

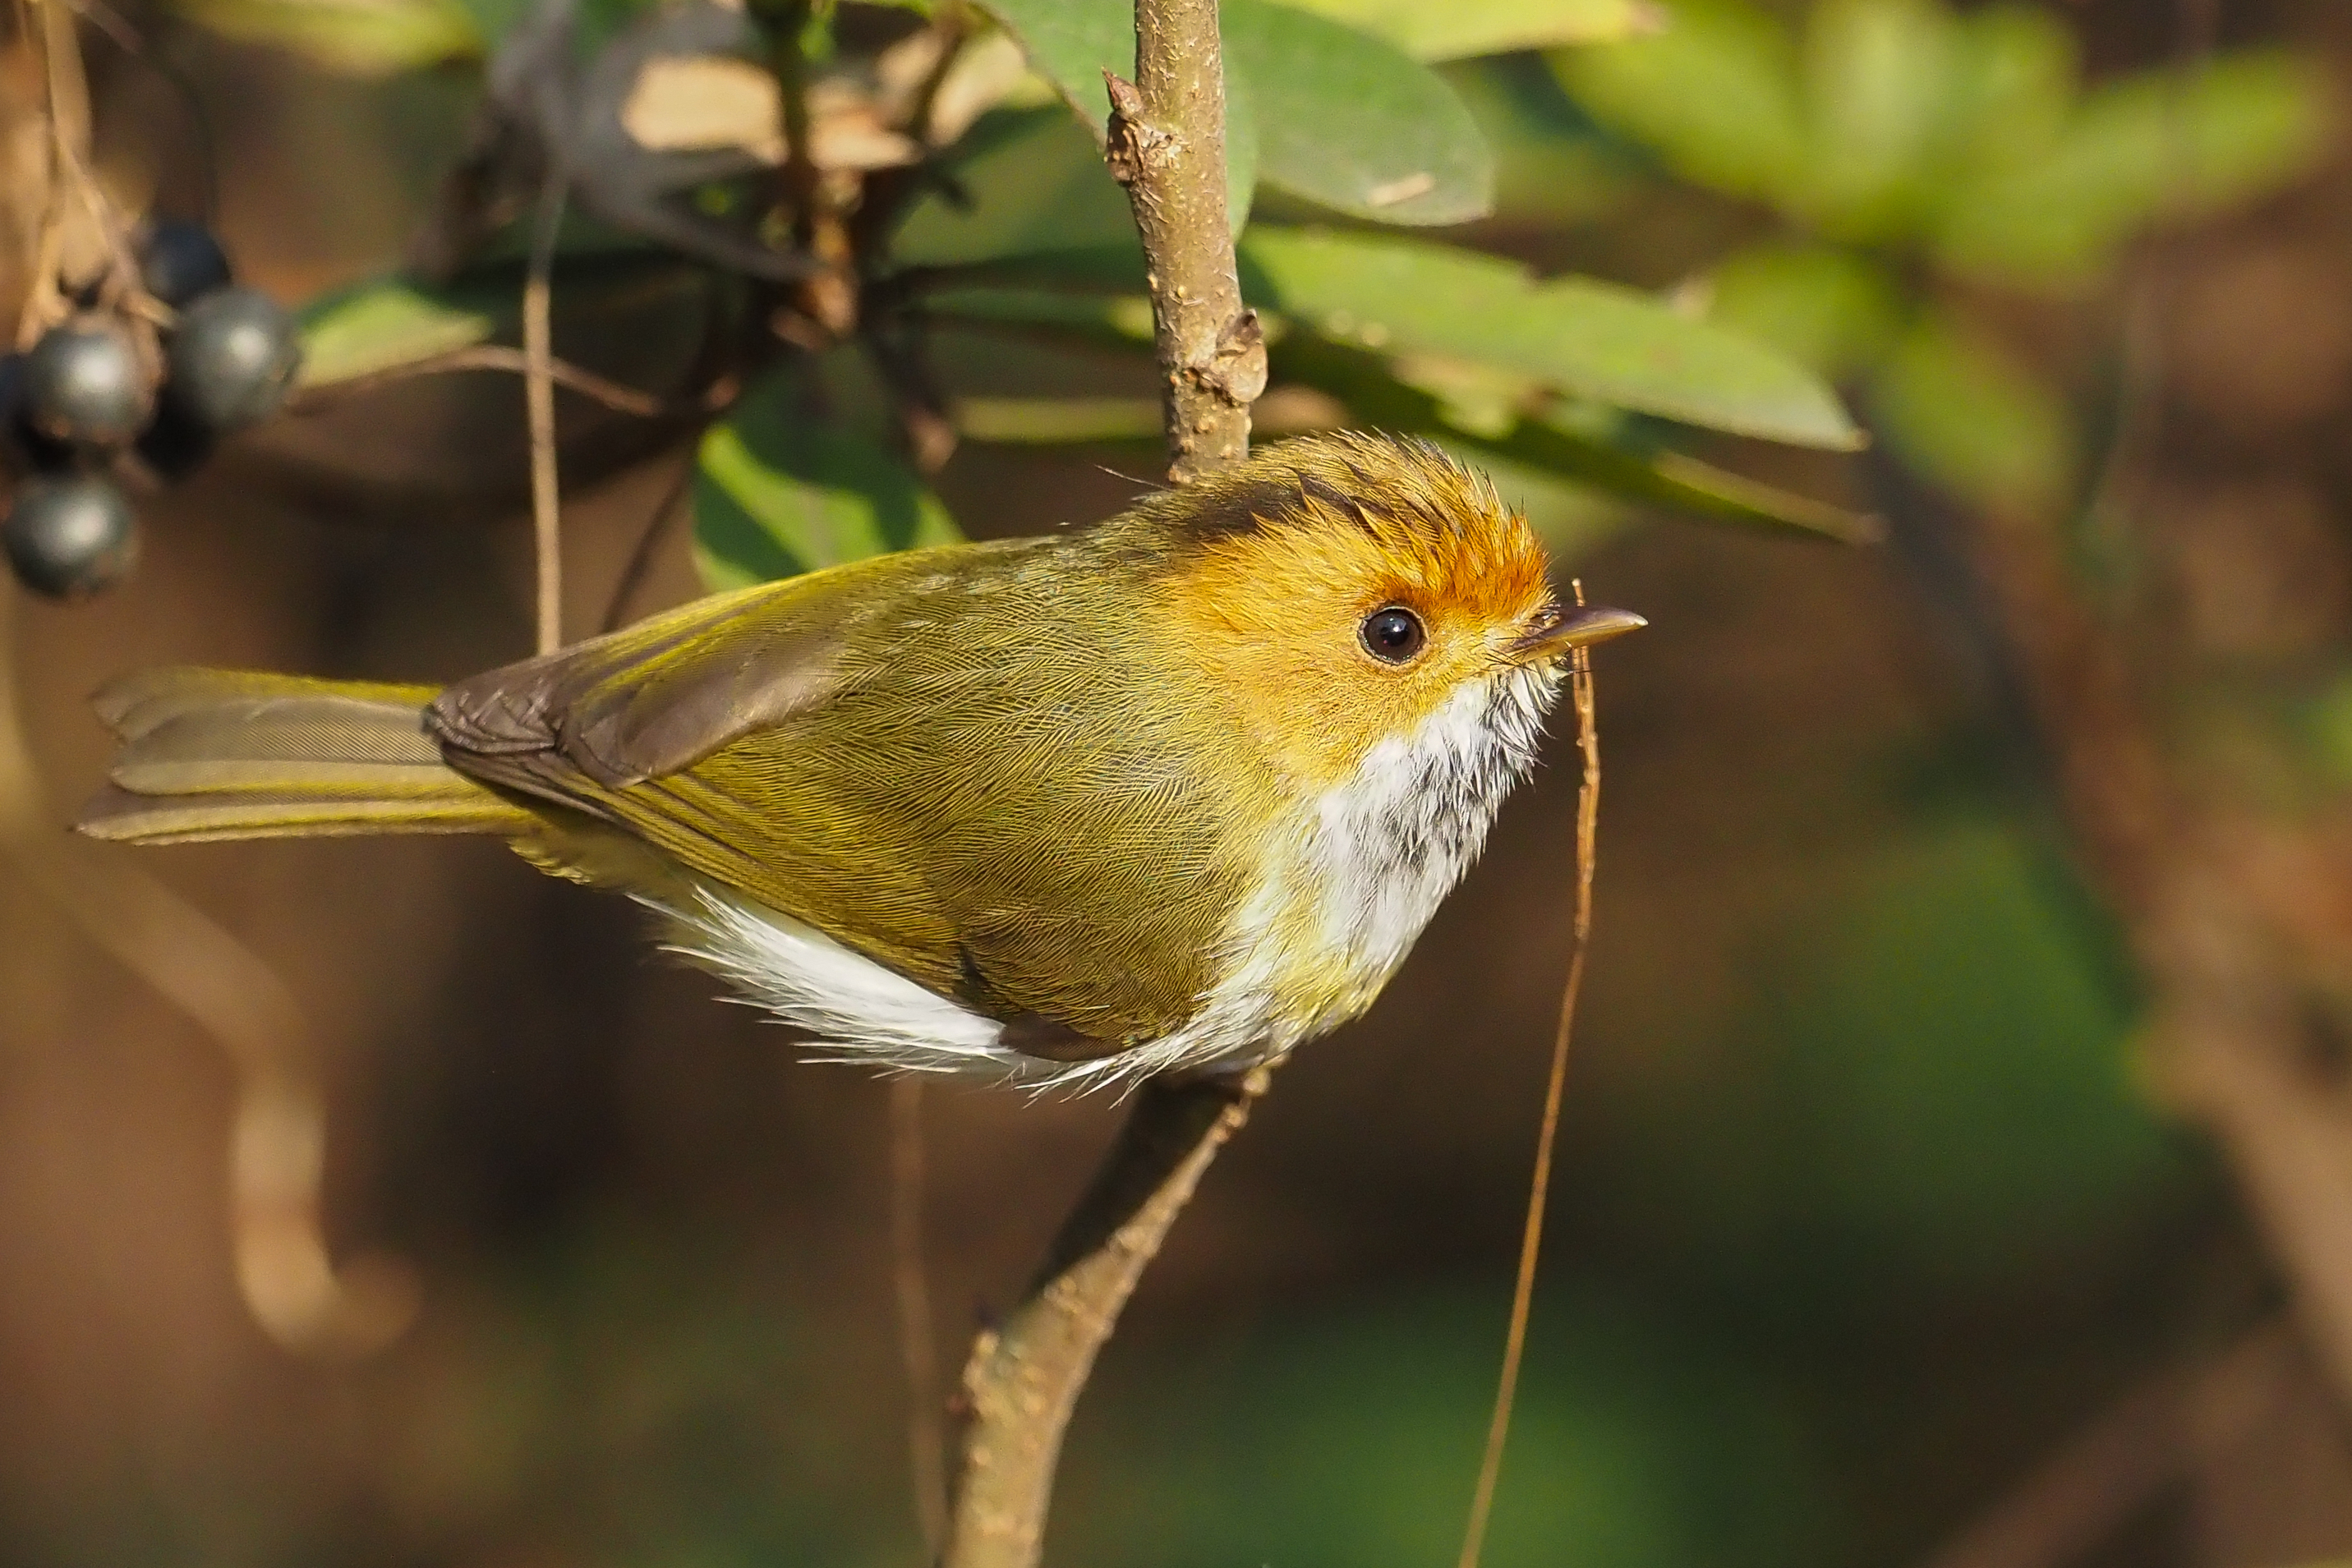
[938,3,1266,1563]
[946,1069,1266,1568]
[1102,0,1264,485]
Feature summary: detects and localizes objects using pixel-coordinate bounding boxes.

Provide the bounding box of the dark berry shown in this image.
[24,319,154,448]
[4,474,138,600]
[165,288,302,433]
[134,396,217,482]
[139,218,234,309]
[0,355,75,476]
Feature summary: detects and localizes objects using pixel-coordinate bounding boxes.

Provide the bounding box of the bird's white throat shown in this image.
[656,661,1561,1091]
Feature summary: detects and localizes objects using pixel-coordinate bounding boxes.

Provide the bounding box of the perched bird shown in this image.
[77,433,1641,1088]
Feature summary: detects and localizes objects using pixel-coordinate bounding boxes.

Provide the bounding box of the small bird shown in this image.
[78,433,1642,1088]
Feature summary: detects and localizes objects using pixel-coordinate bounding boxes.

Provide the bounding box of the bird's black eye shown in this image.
[1360,605,1426,664]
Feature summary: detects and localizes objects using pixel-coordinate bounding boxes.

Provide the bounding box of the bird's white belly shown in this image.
[654,664,1556,1092]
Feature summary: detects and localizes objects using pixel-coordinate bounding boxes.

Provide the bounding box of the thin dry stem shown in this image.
[890,1077,949,1557]
[937,1,1263,1561]
[600,447,699,635]
[291,344,674,420]
[523,172,566,655]
[1457,589,1601,1568]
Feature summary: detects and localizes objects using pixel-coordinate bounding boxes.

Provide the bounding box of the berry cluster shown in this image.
[2,219,302,602]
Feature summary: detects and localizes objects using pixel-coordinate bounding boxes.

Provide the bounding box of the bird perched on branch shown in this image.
[78,433,1641,1088]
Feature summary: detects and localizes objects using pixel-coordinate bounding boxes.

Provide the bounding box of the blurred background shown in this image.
[7,0,2352,1564]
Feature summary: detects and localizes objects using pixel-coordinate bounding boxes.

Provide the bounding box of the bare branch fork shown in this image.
[937,2,1265,1563]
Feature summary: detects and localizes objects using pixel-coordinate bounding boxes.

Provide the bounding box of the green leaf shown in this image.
[297,277,499,387]
[969,0,1132,130]
[969,0,1258,231]
[1935,51,2333,288]
[1273,334,1877,542]
[295,251,731,387]
[170,0,481,72]
[1793,0,1961,239]
[1942,3,2077,172]
[1554,0,1806,205]
[1240,227,1862,448]
[695,368,961,589]
[955,396,1163,443]
[1870,313,2071,515]
[1448,51,1638,226]
[1705,242,1900,380]
[1273,0,1652,60]
[900,280,1877,539]
[973,0,1484,228]
[921,283,1157,344]
[1223,2,1494,224]
[891,109,1142,269]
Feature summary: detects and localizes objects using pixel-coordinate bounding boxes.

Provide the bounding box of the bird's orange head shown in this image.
[1125,432,1643,790]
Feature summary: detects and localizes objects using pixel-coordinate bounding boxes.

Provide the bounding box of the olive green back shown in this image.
[430,531,1278,1051]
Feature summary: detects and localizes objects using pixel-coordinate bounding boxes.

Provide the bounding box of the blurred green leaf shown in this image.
[955,395,1162,442]
[297,277,499,386]
[915,282,1871,537]
[1277,0,1654,60]
[970,0,1259,230]
[1242,228,1862,448]
[1275,334,1876,541]
[1871,312,2071,515]
[1943,3,2077,172]
[976,0,1484,227]
[921,283,1157,343]
[1935,52,2333,288]
[695,368,961,589]
[1795,0,1959,239]
[171,0,481,72]
[891,109,1143,269]
[1449,54,1637,225]
[969,0,1132,129]
[1705,241,1900,380]
[1222,2,1494,224]
[296,251,732,388]
[1554,0,1806,204]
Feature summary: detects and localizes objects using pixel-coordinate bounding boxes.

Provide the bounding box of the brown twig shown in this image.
[938,2,1264,1562]
[946,1069,1268,1568]
[290,345,677,420]
[523,171,566,655]
[890,1078,949,1557]
[1457,586,1602,1568]
[599,445,699,635]
[1101,1,1264,484]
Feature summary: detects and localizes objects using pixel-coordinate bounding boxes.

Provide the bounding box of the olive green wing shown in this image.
[426,539,1259,1056]
[426,572,857,799]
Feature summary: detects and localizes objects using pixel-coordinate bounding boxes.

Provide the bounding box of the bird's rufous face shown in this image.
[1164,466,1563,793]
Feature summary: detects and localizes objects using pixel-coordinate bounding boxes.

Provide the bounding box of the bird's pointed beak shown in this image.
[1508,603,1647,664]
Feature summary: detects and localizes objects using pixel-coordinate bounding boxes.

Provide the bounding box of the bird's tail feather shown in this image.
[76,668,532,845]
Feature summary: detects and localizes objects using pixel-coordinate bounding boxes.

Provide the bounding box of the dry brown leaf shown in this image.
[622,53,786,163]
